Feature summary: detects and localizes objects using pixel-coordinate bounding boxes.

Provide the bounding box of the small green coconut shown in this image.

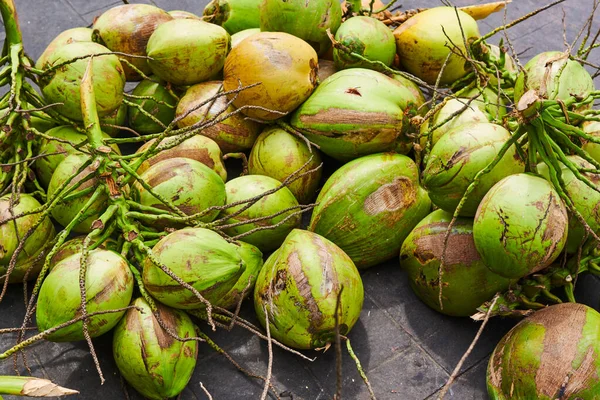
[127,79,178,134]
[204,0,261,34]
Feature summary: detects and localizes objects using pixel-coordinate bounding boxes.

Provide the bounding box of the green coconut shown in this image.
[423,122,525,216]
[142,228,245,309]
[333,16,396,70]
[400,209,514,317]
[538,156,600,254]
[146,19,230,86]
[35,125,120,188]
[204,0,261,34]
[394,7,480,85]
[214,241,264,310]
[113,297,198,400]
[223,32,318,121]
[219,175,301,252]
[0,194,56,283]
[582,120,600,164]
[514,51,595,107]
[136,135,227,181]
[50,236,119,268]
[230,28,260,48]
[38,42,125,121]
[290,68,425,161]
[260,0,342,55]
[248,126,322,204]
[175,81,262,152]
[309,153,431,269]
[254,229,364,350]
[48,154,109,233]
[132,157,226,224]
[487,303,600,399]
[473,173,568,279]
[100,102,127,137]
[93,4,173,80]
[36,27,93,70]
[127,79,177,134]
[36,249,134,342]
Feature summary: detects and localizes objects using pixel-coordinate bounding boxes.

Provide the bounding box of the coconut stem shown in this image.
[0,376,78,397]
[0,0,22,48]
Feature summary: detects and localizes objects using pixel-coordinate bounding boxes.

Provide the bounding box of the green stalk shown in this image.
[80,57,104,151]
[0,0,22,47]
[0,376,78,397]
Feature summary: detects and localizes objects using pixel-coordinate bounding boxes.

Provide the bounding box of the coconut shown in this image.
[333,16,396,70]
[309,153,431,268]
[203,0,261,34]
[146,19,230,86]
[36,27,93,70]
[487,303,600,399]
[219,175,301,252]
[100,102,127,137]
[248,126,322,203]
[400,210,514,317]
[38,42,125,121]
[127,79,177,134]
[50,236,119,268]
[473,173,568,279]
[254,229,364,350]
[514,51,595,108]
[142,228,245,309]
[290,68,425,161]
[35,125,120,188]
[423,122,525,216]
[48,154,109,233]
[582,120,600,164]
[394,7,480,85]
[175,81,262,152]
[538,156,600,254]
[93,4,173,80]
[36,249,134,341]
[0,194,56,283]
[222,32,318,121]
[113,298,198,400]
[230,28,260,48]
[132,157,226,224]
[136,135,227,181]
[259,0,342,55]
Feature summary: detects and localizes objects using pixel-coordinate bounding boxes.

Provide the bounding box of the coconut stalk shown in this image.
[0,376,78,397]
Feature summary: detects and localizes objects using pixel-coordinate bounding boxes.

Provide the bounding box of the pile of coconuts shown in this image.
[1,0,600,398]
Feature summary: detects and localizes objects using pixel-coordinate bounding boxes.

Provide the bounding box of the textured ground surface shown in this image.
[1,0,600,399]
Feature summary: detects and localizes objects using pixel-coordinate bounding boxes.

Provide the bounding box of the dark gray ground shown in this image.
[1,0,600,399]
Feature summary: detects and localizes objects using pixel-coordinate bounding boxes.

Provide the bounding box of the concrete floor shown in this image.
[1,0,600,399]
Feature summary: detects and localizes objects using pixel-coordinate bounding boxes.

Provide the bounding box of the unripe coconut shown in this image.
[231,28,260,48]
[223,32,318,121]
[204,0,261,34]
[36,249,134,342]
[309,153,431,268]
[38,42,125,121]
[260,0,341,56]
[538,156,600,254]
[36,27,93,70]
[400,210,514,317]
[50,236,119,267]
[100,102,127,137]
[175,81,262,152]
[35,125,120,188]
[48,155,108,233]
[254,229,364,350]
[317,59,337,82]
[132,157,226,224]
[219,175,301,252]
[136,135,227,181]
[333,16,396,70]
[291,68,425,161]
[394,7,480,85]
[169,10,201,20]
[214,241,264,309]
[127,79,177,134]
[0,194,56,283]
[423,122,525,216]
[473,173,568,279]
[142,228,245,309]
[248,126,322,204]
[582,120,600,164]
[514,51,595,108]
[113,298,198,400]
[93,4,173,80]
[146,19,230,86]
[488,303,600,399]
